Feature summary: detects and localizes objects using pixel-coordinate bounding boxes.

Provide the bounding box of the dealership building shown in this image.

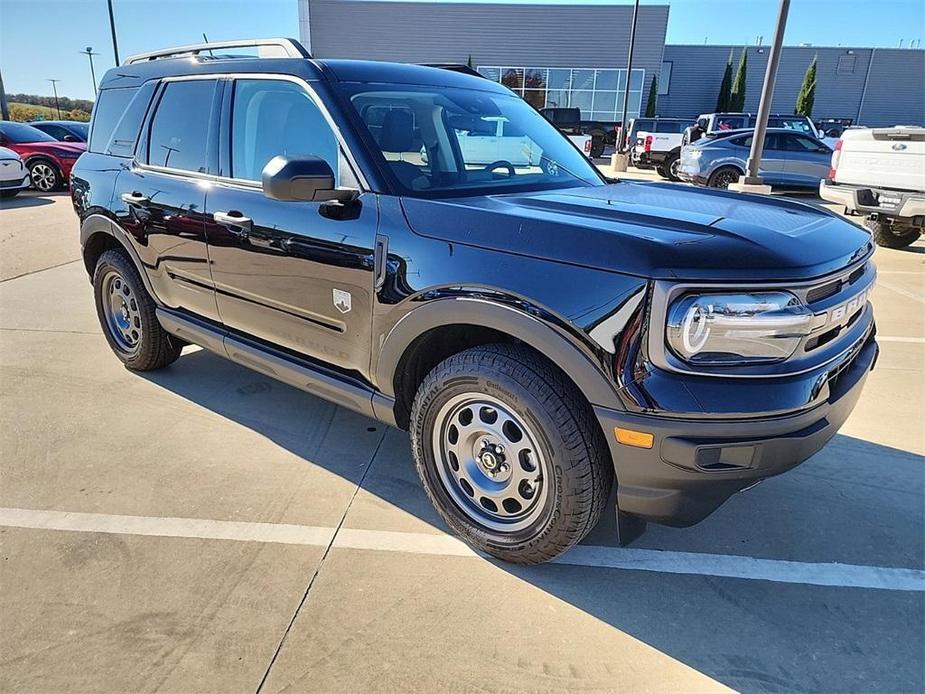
[298,0,925,127]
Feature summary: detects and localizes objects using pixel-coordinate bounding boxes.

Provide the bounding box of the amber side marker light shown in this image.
[615,428,655,449]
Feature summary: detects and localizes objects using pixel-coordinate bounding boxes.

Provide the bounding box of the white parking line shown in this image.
[877,280,925,305]
[2,507,922,592]
[877,336,925,343]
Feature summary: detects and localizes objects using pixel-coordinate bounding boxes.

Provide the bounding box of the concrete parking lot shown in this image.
[1,183,923,693]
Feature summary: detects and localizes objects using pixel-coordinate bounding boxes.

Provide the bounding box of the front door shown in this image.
[111,78,221,322]
[204,77,377,376]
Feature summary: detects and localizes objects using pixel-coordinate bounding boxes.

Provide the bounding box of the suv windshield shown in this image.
[0,122,57,144]
[343,84,603,197]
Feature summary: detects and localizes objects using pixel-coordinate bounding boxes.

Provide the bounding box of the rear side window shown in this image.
[89,87,138,153]
[147,80,217,172]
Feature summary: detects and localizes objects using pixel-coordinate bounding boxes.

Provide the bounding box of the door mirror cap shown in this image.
[261,155,357,203]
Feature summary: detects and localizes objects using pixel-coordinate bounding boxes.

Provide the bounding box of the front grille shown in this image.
[0,178,24,189]
[806,280,841,303]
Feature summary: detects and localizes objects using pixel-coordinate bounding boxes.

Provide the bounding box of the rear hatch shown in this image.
[835,127,925,192]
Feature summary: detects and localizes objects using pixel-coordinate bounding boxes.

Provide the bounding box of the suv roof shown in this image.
[104,37,504,95]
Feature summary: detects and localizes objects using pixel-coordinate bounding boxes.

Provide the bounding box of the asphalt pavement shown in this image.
[1,185,922,694]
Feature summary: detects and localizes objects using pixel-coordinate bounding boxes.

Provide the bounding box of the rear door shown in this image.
[111,78,221,321]
[781,133,832,186]
[203,76,377,374]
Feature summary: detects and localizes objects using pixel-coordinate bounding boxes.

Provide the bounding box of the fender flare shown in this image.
[80,213,162,303]
[374,297,622,409]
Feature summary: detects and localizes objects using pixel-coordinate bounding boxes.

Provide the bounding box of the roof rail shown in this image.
[124,38,310,65]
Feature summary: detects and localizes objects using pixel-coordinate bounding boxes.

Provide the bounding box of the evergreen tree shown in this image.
[730,48,748,111]
[796,55,817,117]
[645,76,658,117]
[715,49,733,111]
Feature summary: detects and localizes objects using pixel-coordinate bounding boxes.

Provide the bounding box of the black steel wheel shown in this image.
[93,249,182,371]
[411,343,613,564]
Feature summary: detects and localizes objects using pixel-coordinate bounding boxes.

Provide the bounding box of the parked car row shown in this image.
[0,121,87,194]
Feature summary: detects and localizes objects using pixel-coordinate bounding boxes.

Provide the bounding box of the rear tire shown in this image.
[410,343,613,564]
[708,166,743,189]
[864,218,921,249]
[664,152,682,182]
[93,249,182,371]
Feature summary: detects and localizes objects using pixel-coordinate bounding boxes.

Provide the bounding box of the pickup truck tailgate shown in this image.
[835,127,925,192]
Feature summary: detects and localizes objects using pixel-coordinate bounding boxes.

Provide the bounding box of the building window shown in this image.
[477,66,646,120]
[837,55,856,75]
[658,61,672,95]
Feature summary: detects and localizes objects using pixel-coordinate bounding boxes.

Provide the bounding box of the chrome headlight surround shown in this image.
[666,291,813,365]
[646,259,876,379]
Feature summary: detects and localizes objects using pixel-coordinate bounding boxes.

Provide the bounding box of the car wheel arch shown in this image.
[80,215,161,303]
[376,297,623,429]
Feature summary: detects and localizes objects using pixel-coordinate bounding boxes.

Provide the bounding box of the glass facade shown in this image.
[478,66,646,121]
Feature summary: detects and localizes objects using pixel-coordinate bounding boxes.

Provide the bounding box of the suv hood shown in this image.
[400,181,872,281]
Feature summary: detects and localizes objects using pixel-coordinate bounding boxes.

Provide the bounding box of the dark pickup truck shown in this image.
[73,38,878,564]
[540,107,619,157]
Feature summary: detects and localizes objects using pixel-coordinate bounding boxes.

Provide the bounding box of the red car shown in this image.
[0,121,85,192]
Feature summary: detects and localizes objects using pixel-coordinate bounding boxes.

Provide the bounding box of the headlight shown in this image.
[666,292,813,365]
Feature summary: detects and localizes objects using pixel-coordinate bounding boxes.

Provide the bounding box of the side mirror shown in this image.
[261,155,357,203]
[63,134,77,142]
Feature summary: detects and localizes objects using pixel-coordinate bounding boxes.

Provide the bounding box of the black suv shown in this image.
[72,39,879,564]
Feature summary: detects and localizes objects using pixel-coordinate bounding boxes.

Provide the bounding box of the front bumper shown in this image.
[0,173,30,191]
[820,179,925,221]
[595,334,878,527]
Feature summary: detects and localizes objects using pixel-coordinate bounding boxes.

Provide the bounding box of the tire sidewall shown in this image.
[412,359,573,553]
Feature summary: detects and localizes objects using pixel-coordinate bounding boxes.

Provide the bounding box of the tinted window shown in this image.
[35,124,69,140]
[106,82,156,157]
[782,134,828,152]
[147,80,216,172]
[69,123,89,140]
[231,79,338,182]
[0,122,57,144]
[89,88,138,153]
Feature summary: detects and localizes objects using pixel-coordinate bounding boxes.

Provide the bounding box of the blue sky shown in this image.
[2,0,923,101]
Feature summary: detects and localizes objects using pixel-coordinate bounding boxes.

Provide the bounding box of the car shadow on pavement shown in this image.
[139,347,925,693]
[0,191,63,209]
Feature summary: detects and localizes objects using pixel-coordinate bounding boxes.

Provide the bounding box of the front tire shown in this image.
[411,344,613,564]
[93,249,182,371]
[864,218,921,249]
[28,160,62,192]
[708,166,743,189]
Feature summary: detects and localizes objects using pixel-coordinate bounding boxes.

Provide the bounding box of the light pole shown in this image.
[611,0,640,172]
[107,0,120,65]
[81,47,100,96]
[48,79,62,119]
[730,0,791,193]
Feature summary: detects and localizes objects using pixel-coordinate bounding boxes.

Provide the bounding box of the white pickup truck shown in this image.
[820,126,924,248]
[629,118,689,181]
[436,116,592,165]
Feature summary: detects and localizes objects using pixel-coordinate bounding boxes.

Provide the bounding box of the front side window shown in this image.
[231,79,339,183]
[147,80,216,172]
[344,84,602,197]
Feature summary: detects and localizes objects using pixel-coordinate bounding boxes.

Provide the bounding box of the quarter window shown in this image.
[230,79,339,183]
[147,80,217,172]
[89,87,138,153]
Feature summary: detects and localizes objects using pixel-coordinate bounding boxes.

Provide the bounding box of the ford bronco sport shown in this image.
[72,39,879,564]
